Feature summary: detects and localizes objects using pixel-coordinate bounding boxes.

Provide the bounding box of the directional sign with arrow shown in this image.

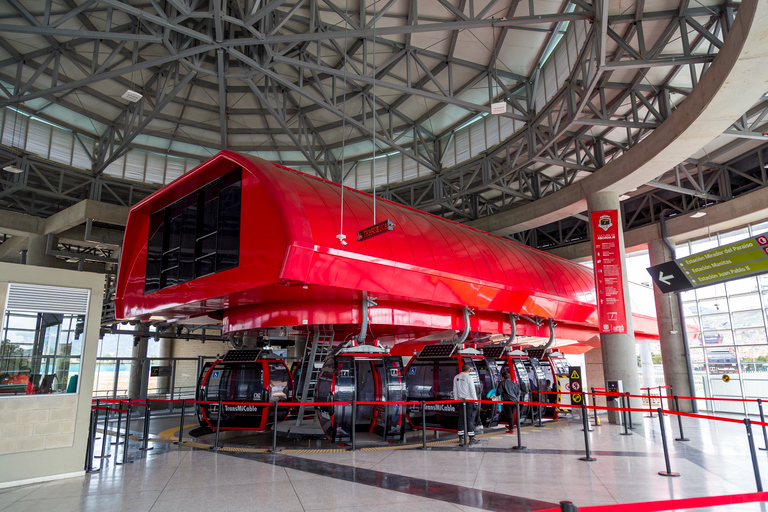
[647,261,693,294]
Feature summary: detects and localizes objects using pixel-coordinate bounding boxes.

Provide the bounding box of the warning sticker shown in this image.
[570,369,581,379]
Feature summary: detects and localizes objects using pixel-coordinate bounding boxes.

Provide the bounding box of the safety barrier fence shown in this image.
[87,392,768,511]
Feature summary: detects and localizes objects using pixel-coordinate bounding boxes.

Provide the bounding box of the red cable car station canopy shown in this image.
[115,151,659,351]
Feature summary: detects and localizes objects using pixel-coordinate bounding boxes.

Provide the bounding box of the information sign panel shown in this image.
[648,235,768,293]
[591,210,628,334]
[569,366,583,404]
[357,219,394,241]
[150,365,172,377]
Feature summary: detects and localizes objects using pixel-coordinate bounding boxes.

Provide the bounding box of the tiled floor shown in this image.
[2,414,768,512]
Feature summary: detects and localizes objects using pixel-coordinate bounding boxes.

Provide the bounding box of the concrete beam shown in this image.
[468,0,768,236]
[0,236,27,260]
[43,199,130,235]
[0,211,44,237]
[549,186,768,261]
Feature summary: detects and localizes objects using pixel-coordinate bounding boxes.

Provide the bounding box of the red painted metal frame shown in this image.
[115,150,659,345]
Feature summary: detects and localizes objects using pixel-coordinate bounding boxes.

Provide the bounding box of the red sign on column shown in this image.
[591,210,628,334]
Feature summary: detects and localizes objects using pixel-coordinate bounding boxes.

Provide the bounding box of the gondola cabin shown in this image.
[482,346,532,424]
[405,344,501,431]
[196,349,293,431]
[314,344,405,443]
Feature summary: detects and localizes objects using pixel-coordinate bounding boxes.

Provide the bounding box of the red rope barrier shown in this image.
[535,491,768,512]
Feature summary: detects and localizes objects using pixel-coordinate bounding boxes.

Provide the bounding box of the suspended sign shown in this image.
[357,219,395,242]
[591,210,628,334]
[647,235,768,294]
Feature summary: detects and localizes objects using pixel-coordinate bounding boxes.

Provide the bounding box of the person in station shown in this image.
[453,364,478,446]
[498,370,521,433]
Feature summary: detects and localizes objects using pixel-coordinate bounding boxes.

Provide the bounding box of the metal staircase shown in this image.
[294,327,335,426]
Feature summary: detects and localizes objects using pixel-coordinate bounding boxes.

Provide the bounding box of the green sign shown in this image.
[678,235,768,287]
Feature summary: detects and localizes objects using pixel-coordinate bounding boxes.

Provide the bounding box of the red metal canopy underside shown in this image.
[115,151,659,344]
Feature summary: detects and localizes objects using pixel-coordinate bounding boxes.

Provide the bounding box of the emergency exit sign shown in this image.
[648,235,768,293]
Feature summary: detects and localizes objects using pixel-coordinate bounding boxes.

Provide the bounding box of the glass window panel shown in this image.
[727,277,759,295]
[690,347,705,372]
[730,293,761,312]
[732,310,764,329]
[6,314,38,330]
[705,347,738,374]
[682,301,699,316]
[752,221,768,236]
[179,199,197,284]
[719,227,750,246]
[145,211,164,294]
[735,328,766,345]
[695,285,720,300]
[691,237,718,255]
[700,314,731,331]
[167,202,183,250]
[687,331,702,347]
[702,330,732,346]
[699,298,728,314]
[196,254,215,278]
[675,243,691,258]
[681,289,696,301]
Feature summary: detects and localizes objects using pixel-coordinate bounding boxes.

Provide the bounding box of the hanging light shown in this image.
[121,90,143,102]
[691,211,707,218]
[2,165,24,173]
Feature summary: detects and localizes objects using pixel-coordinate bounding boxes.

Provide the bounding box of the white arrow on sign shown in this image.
[659,272,673,285]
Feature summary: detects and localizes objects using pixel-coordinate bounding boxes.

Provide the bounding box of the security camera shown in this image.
[341,239,348,246]
[336,233,347,246]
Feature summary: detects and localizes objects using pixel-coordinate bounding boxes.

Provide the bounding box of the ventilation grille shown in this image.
[6,283,90,314]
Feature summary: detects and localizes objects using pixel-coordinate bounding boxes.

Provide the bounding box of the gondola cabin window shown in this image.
[145,167,242,293]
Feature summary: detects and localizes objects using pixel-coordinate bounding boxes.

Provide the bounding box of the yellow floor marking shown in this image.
[157,423,199,438]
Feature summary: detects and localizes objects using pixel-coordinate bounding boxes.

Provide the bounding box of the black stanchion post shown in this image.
[95,407,112,467]
[85,408,99,473]
[560,501,578,512]
[626,393,634,429]
[536,389,543,428]
[757,399,768,452]
[174,399,186,445]
[512,401,526,451]
[213,400,222,450]
[591,388,598,426]
[139,401,153,451]
[272,402,279,453]
[673,396,689,442]
[582,393,593,432]
[657,408,680,477]
[94,399,101,440]
[420,401,428,450]
[620,394,632,436]
[578,402,596,461]
[461,399,468,447]
[116,407,133,465]
[646,390,654,418]
[111,400,124,446]
[745,418,763,491]
[350,400,356,451]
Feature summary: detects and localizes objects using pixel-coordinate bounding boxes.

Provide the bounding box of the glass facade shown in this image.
[678,220,768,414]
[145,166,242,293]
[0,311,84,395]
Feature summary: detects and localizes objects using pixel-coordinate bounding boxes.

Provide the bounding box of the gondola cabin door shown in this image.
[374,356,406,441]
[198,362,268,430]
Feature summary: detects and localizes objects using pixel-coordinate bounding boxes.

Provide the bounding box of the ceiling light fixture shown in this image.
[2,165,23,173]
[121,90,143,102]
[691,211,707,218]
[618,194,631,201]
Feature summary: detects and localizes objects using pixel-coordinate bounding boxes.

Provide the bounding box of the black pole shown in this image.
[94,399,101,440]
[646,390,654,418]
[111,400,124,446]
[536,388,543,427]
[745,418,763,491]
[578,402,596,461]
[213,400,222,450]
[350,400,356,451]
[421,401,428,450]
[657,408,680,477]
[758,399,768,451]
[95,407,112,468]
[174,399,186,445]
[560,501,578,512]
[674,396,689,442]
[512,400,526,451]
[626,393,634,429]
[591,387,598,426]
[85,408,99,473]
[117,407,133,465]
[272,402,279,453]
[461,399,468,447]
[139,401,153,451]
[582,393,593,432]
[620,394,632,436]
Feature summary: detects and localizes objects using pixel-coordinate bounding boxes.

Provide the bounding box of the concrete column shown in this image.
[587,191,641,424]
[26,235,56,267]
[128,329,149,401]
[638,342,656,389]
[648,238,695,412]
[156,337,172,396]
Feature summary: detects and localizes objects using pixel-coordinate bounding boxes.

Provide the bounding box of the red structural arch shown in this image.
[115,151,659,345]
